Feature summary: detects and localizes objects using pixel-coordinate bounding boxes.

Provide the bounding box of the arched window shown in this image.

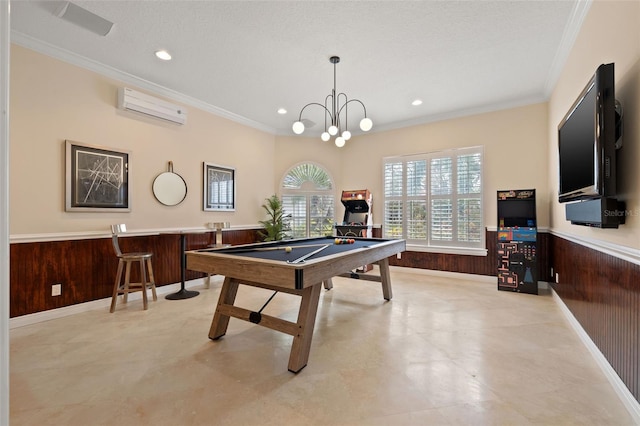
[281,163,335,238]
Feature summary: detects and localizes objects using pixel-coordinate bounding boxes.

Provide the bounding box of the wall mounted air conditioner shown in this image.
[117,87,187,125]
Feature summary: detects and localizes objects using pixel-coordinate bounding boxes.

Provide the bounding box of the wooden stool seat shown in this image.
[110,225,157,313]
[121,252,153,260]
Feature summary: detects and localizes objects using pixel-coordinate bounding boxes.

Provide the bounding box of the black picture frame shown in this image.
[65,140,131,212]
[203,162,235,211]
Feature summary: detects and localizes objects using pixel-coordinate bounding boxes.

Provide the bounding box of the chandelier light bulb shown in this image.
[359,117,373,132]
[328,125,338,136]
[342,130,351,141]
[321,132,330,142]
[292,121,305,135]
[335,137,346,148]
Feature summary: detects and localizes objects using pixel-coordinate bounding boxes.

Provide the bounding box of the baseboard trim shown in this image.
[388,266,552,291]
[390,266,496,283]
[551,287,640,423]
[9,277,218,329]
[9,268,492,328]
[7,268,548,327]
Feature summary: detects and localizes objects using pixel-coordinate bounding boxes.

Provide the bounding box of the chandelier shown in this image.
[292,56,373,147]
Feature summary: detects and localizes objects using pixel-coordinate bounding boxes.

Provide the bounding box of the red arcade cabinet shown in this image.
[334,189,372,238]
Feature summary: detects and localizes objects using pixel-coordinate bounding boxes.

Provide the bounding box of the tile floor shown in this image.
[10,267,637,425]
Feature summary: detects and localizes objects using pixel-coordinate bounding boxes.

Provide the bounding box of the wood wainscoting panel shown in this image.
[9,228,264,318]
[550,235,640,402]
[10,228,552,317]
[10,238,114,317]
[388,230,551,281]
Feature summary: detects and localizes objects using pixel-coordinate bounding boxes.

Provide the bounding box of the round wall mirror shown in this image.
[153,162,187,206]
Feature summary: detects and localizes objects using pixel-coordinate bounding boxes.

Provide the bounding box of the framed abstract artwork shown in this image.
[65,140,131,212]
[203,162,235,211]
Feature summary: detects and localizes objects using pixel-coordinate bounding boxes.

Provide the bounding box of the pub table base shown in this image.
[165,288,199,300]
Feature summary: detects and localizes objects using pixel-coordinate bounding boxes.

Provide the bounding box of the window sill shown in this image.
[405,244,488,257]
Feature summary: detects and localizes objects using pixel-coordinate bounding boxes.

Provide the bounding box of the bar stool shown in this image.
[110,224,157,312]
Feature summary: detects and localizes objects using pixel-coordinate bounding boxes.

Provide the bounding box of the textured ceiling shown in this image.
[10,0,587,137]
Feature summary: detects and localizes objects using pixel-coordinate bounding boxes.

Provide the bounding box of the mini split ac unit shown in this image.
[117,87,187,125]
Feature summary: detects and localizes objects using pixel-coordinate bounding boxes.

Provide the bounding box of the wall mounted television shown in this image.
[557,62,622,203]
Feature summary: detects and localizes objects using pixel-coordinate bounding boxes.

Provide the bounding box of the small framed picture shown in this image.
[203,162,235,211]
[65,140,131,212]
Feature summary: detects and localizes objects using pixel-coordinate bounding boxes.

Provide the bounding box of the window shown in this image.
[383,146,484,252]
[281,163,335,238]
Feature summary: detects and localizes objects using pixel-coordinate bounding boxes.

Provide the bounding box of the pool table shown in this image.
[186,236,406,372]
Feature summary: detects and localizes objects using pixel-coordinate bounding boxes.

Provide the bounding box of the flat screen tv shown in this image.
[557,63,620,203]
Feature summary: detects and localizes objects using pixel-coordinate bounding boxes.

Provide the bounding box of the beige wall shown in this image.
[10,45,275,235]
[548,0,640,249]
[276,103,550,230]
[11,42,549,237]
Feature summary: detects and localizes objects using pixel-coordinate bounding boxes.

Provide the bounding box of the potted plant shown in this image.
[258,194,290,241]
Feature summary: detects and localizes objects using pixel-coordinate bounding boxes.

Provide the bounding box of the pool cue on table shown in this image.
[287,244,330,264]
[251,243,332,252]
[213,242,335,254]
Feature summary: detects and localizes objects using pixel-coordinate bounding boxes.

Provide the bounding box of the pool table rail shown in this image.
[186,237,405,291]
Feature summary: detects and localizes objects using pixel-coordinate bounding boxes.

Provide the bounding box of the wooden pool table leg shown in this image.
[323,278,333,290]
[288,282,322,373]
[209,277,240,339]
[378,258,393,300]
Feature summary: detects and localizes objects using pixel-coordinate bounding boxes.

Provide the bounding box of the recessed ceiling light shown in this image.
[412,99,423,106]
[277,108,287,115]
[155,50,172,61]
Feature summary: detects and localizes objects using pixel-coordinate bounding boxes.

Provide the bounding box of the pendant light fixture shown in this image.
[292,56,372,147]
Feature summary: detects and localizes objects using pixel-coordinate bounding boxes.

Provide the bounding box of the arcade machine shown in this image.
[335,189,373,272]
[497,189,538,295]
[334,189,373,238]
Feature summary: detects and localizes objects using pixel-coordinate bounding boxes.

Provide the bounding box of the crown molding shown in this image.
[543,0,593,96]
[359,94,549,137]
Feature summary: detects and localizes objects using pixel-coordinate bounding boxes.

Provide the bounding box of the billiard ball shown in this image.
[285,246,292,253]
